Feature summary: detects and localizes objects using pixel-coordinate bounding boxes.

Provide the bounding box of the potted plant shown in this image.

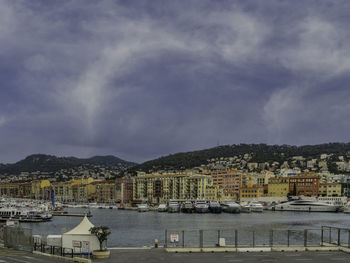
[90,226,111,259]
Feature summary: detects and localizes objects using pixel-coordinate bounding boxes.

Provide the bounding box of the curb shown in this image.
[165,246,350,254]
[33,251,91,263]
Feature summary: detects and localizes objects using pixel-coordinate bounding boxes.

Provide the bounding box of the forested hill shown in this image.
[131,143,350,172]
[0,154,137,174]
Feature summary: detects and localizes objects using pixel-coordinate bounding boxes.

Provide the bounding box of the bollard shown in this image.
[217,230,220,246]
[165,229,168,248]
[252,231,255,248]
[235,230,238,248]
[199,230,203,248]
[337,228,341,246]
[304,229,308,247]
[270,230,273,247]
[321,227,324,246]
[154,239,158,248]
[182,231,185,248]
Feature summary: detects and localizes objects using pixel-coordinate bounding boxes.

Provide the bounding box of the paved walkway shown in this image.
[0,248,65,263]
[95,249,350,263]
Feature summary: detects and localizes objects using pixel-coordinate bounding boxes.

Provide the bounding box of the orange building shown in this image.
[94,180,116,203]
[115,177,133,203]
[289,175,320,196]
[211,170,242,199]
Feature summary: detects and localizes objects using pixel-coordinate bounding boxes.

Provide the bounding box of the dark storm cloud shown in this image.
[0,0,350,163]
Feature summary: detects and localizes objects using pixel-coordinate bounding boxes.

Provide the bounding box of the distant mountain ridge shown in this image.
[132,143,350,172]
[0,154,137,174]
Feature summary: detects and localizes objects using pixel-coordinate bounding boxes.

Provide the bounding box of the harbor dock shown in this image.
[52,211,92,217]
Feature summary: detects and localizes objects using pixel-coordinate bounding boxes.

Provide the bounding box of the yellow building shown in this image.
[240,185,265,199]
[268,177,290,197]
[31,180,51,200]
[52,181,73,202]
[242,172,274,187]
[319,183,342,197]
[71,180,96,202]
[133,171,216,203]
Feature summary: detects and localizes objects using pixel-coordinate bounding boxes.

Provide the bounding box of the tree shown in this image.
[90,226,111,251]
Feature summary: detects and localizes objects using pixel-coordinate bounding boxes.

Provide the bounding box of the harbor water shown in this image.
[22,208,350,247]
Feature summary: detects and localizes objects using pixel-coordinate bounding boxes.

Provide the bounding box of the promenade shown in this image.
[99,249,350,263]
[0,247,64,263]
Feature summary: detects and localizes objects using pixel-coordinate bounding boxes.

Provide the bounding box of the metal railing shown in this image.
[33,243,90,259]
[164,226,350,248]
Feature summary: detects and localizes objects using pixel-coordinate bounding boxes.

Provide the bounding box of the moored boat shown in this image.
[274,200,339,212]
[246,201,264,212]
[221,201,241,213]
[118,203,125,210]
[194,200,209,213]
[158,203,168,212]
[181,201,194,213]
[240,205,251,213]
[167,200,180,213]
[343,203,350,213]
[137,203,149,212]
[209,201,222,213]
[0,207,52,222]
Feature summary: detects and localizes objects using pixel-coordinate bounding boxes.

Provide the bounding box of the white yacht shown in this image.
[137,203,149,212]
[157,204,168,212]
[240,204,251,213]
[246,201,264,212]
[221,201,241,213]
[194,200,209,213]
[167,200,180,213]
[274,200,339,212]
[343,203,350,213]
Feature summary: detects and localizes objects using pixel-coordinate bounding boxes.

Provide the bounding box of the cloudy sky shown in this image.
[0,0,349,163]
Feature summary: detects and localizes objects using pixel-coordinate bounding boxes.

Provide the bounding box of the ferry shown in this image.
[273,200,340,212]
[0,207,52,222]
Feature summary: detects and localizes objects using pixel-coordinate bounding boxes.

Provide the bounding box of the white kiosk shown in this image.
[62,216,100,253]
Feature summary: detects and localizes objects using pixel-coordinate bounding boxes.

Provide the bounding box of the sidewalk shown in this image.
[94,248,350,263]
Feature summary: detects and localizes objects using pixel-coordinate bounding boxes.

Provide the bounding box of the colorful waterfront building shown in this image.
[94,180,116,203]
[31,180,51,200]
[318,183,342,197]
[240,185,265,199]
[267,177,290,197]
[115,177,133,204]
[210,170,242,200]
[132,171,217,203]
[289,175,320,196]
[52,181,73,202]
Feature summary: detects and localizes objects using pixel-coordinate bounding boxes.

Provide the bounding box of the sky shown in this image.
[0,0,350,164]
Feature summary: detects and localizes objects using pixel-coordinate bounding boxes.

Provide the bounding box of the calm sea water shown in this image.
[22,208,350,247]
